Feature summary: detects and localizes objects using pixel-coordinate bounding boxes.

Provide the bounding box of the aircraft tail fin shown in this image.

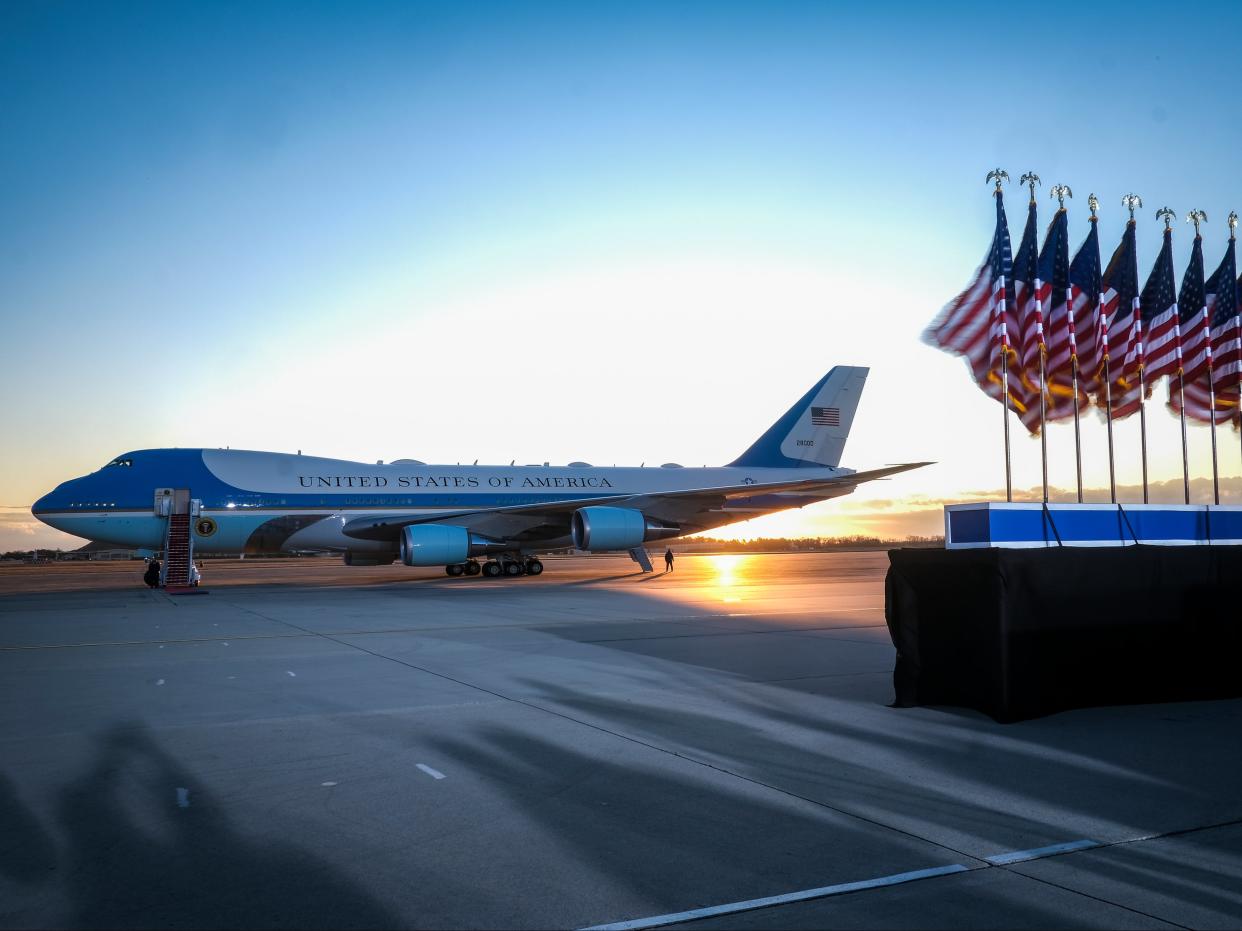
[728,366,868,469]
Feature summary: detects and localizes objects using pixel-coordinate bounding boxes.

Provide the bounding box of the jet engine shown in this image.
[570,507,679,552]
[400,525,507,566]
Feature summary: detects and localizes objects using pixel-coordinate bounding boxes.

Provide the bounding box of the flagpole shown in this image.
[1071,191,1096,505]
[1138,356,1149,504]
[1131,205,1169,506]
[1230,213,1239,507]
[1210,358,1220,505]
[1039,347,1049,501]
[1178,368,1190,503]
[1023,172,1048,502]
[1180,210,1208,505]
[988,169,1014,503]
[1053,183,1083,503]
[1001,321,1013,503]
[1206,214,1238,504]
[1072,353,1084,502]
[1101,198,1118,504]
[1103,353,1117,503]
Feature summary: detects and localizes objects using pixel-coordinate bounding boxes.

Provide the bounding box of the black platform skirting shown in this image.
[885,546,1242,723]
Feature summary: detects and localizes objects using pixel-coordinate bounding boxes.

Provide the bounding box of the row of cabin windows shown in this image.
[65,496,536,509]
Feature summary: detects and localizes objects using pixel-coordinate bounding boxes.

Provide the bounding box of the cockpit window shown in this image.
[104,458,134,468]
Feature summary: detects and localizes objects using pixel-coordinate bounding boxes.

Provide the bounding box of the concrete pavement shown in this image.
[1,553,1238,928]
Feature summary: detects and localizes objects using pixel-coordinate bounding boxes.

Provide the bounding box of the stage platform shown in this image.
[945,502,1242,549]
[887,545,1242,722]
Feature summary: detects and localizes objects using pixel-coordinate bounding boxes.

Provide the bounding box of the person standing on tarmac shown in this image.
[664,548,674,572]
[143,559,161,589]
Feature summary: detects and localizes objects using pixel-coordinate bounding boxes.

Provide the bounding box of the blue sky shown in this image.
[4,0,1242,548]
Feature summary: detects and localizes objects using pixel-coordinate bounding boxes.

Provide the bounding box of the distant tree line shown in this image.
[681,535,943,552]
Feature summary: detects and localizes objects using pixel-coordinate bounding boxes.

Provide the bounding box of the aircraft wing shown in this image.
[341,462,931,543]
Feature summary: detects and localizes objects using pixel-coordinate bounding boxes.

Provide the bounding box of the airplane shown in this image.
[32,365,929,577]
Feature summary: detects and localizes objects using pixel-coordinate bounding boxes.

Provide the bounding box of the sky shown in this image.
[4,0,1242,550]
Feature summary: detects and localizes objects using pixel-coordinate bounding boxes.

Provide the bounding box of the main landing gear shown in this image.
[448,557,543,579]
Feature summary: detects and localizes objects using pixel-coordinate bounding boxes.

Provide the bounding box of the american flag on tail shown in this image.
[1097,220,1143,419]
[923,190,1026,414]
[1037,206,1082,421]
[1138,226,1179,389]
[810,406,840,426]
[1177,237,1241,424]
[1011,199,1045,432]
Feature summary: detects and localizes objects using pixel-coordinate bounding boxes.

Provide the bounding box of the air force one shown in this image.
[33,366,929,577]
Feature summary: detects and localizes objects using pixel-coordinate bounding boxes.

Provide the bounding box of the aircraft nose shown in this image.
[31,491,54,515]
[32,480,74,518]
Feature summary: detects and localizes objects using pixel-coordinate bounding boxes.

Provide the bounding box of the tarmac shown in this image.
[1,552,1239,930]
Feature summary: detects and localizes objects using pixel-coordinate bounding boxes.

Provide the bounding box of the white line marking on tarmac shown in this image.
[580,864,969,931]
[416,764,446,780]
[175,788,189,808]
[321,781,338,787]
[286,670,296,677]
[156,679,165,686]
[986,839,1100,865]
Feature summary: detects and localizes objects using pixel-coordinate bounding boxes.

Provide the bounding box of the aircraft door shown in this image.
[154,488,174,517]
[154,488,191,516]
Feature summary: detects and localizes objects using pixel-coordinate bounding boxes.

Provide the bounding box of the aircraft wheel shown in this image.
[504,561,524,576]
[482,561,502,578]
[464,560,481,576]
[446,564,465,577]
[525,559,544,576]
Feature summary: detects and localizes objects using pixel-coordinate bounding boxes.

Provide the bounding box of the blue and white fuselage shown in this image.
[33,451,850,553]
[32,366,929,570]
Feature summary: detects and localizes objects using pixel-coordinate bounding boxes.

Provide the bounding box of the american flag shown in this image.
[1097,220,1143,419]
[1012,199,1045,433]
[1038,207,1083,422]
[811,406,840,426]
[1048,217,1103,399]
[1174,234,1208,382]
[1138,226,1179,388]
[1013,200,1044,377]
[923,190,1029,417]
[1176,238,1241,424]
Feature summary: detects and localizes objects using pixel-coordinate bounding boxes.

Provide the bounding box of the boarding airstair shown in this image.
[156,489,198,592]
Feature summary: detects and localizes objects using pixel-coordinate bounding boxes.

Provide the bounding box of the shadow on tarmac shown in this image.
[501,674,1242,925]
[420,723,1151,930]
[1,726,399,929]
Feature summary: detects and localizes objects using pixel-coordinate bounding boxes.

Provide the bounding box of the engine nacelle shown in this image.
[343,551,396,567]
[570,507,679,552]
[400,525,506,566]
